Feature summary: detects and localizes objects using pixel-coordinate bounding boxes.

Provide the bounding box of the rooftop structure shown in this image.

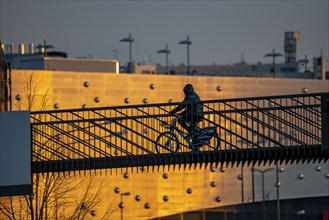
[284,31,300,64]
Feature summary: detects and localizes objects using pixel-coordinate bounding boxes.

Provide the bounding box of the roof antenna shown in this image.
[240,53,246,64]
[320,48,323,57]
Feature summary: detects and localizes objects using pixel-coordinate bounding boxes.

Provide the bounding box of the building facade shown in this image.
[5,69,329,220]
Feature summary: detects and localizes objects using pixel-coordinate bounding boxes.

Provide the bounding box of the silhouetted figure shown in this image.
[170,84,204,137]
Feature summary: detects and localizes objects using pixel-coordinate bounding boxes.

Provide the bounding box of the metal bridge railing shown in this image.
[30,93,329,173]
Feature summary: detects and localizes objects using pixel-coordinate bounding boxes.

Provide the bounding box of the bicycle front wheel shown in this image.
[155,132,179,154]
[212,134,220,151]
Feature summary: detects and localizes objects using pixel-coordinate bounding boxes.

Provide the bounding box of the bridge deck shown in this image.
[32,145,324,174]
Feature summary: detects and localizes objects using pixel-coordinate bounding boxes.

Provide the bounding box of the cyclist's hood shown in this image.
[183,84,194,95]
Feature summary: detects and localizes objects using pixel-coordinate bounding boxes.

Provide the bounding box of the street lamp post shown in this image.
[276,164,281,220]
[253,167,275,220]
[120,33,134,73]
[178,36,192,75]
[251,165,256,220]
[119,192,131,220]
[264,49,283,78]
[157,44,170,74]
[239,166,245,220]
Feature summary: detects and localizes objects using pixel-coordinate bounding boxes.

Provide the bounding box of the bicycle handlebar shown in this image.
[169,112,179,117]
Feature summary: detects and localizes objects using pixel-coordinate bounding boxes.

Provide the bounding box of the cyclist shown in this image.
[170,84,204,138]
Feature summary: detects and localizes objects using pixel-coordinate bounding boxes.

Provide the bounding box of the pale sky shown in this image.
[1,0,328,67]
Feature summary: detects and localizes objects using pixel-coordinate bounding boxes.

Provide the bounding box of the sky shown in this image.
[0,0,328,67]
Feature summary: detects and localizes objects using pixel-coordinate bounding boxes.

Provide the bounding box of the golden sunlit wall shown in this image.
[10,70,329,220]
[11,70,329,109]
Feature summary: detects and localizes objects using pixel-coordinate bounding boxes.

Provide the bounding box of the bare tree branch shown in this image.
[1,71,115,220]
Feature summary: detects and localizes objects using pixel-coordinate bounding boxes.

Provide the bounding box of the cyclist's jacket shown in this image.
[170,84,204,121]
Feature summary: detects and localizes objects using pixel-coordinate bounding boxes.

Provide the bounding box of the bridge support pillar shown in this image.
[0,111,31,196]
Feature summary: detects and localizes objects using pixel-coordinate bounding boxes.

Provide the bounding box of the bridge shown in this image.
[30,93,329,174]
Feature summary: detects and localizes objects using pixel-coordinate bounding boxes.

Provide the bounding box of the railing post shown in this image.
[321,94,329,158]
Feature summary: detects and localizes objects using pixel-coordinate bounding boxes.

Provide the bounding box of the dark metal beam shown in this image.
[32,145,325,174]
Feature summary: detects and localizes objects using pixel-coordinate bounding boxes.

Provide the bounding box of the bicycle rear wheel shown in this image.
[155,132,179,154]
[201,133,220,151]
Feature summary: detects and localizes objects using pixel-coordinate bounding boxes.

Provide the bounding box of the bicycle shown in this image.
[155,118,220,154]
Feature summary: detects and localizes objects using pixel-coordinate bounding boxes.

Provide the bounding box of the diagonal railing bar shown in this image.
[269,102,320,146]
[94,108,156,151]
[32,139,69,161]
[225,98,320,145]
[89,116,155,155]
[290,96,321,116]
[267,99,321,131]
[265,108,321,143]
[32,125,91,159]
[206,116,255,149]
[202,104,320,116]
[128,106,172,134]
[204,103,260,147]
[95,119,152,156]
[30,115,171,126]
[31,112,111,143]
[270,96,322,148]
[34,117,127,158]
[207,103,284,148]
[242,100,319,144]
[93,110,155,134]
[31,133,68,160]
[67,111,130,157]
[56,113,131,158]
[30,93,328,173]
[66,123,132,157]
[32,150,54,161]
[216,92,322,103]
[272,101,321,143]
[65,134,112,151]
[32,118,93,158]
[33,123,105,161]
[201,117,241,150]
[31,126,70,161]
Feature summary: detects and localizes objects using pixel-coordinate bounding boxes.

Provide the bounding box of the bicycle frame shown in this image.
[167,118,198,150]
[155,117,220,154]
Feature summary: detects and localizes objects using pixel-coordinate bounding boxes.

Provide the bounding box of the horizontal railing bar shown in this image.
[30,92,325,115]
[30,104,321,126]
